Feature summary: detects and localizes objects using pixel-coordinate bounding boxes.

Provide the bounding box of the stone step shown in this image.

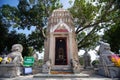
[51,68,72,71]
[51,65,71,69]
[50,71,73,74]
[33,73,89,78]
[51,68,73,74]
[51,66,72,72]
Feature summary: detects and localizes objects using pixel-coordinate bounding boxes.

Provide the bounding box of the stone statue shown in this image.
[2,44,23,65]
[99,41,114,55]
[83,51,91,69]
[71,58,81,73]
[98,41,114,64]
[97,41,120,78]
[0,44,24,77]
[42,59,51,74]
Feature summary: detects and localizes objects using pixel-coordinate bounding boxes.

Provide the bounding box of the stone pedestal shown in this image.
[97,41,120,78]
[0,64,22,78]
[98,66,120,78]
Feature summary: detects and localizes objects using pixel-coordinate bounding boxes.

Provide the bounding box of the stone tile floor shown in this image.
[0,69,119,80]
[0,73,119,80]
[0,75,118,80]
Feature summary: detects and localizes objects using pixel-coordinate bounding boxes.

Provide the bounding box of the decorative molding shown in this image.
[50,20,72,32]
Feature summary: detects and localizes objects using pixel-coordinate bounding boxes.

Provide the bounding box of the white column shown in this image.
[69,32,73,62]
[49,33,54,65]
[53,36,55,65]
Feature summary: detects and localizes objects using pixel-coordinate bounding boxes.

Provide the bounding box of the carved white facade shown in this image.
[43,8,80,73]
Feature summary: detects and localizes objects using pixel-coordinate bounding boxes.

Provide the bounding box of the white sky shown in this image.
[60,0,75,9]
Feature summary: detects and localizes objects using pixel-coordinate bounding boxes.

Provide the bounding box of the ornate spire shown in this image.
[48,8,73,29]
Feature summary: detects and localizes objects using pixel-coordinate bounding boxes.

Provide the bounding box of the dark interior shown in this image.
[55,37,67,65]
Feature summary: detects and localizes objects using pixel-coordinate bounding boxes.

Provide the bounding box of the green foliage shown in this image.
[1,0,120,55]
[78,56,84,65]
[69,0,101,50]
[16,0,62,30]
[6,31,30,57]
[0,17,9,53]
[0,27,31,57]
[103,22,120,54]
[69,0,120,50]
[38,59,43,66]
[28,29,44,52]
[91,60,99,67]
[33,59,43,67]
[0,0,61,56]
[78,32,100,50]
[0,13,33,56]
[0,0,61,30]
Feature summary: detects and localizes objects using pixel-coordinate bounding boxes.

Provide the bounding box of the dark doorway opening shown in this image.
[55,37,67,65]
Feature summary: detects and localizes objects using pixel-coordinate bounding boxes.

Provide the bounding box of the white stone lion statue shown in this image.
[99,41,114,55]
[98,41,114,64]
[2,44,23,65]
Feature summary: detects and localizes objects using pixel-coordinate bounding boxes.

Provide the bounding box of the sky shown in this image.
[0,0,74,8]
[0,0,19,7]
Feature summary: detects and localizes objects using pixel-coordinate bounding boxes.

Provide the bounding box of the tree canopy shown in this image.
[0,0,61,55]
[103,22,120,54]
[0,0,120,55]
[0,0,61,33]
[0,15,9,53]
[69,0,120,50]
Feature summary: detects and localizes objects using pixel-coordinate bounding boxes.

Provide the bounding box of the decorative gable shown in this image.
[50,20,72,33]
[54,23,68,32]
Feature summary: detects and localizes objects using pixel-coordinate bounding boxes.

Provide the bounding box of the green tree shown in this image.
[103,23,120,54]
[0,0,62,54]
[1,0,120,53]
[28,29,44,52]
[6,31,30,57]
[69,0,120,50]
[0,0,61,35]
[0,16,9,53]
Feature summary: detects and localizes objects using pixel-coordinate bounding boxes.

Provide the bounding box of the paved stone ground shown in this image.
[0,74,118,80]
[0,69,119,80]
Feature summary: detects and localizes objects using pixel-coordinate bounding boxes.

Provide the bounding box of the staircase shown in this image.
[33,65,90,78]
[50,65,73,74]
